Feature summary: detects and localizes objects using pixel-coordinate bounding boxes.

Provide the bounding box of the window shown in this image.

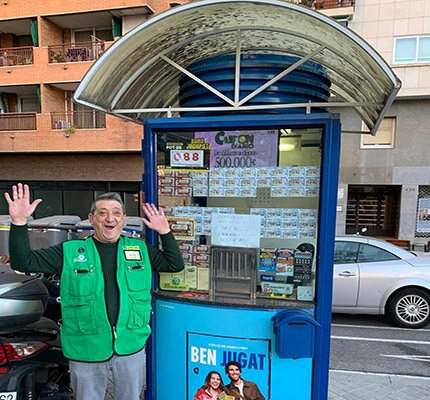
[64,191,94,219]
[394,36,430,64]
[19,95,40,113]
[16,35,33,47]
[33,190,62,218]
[73,29,113,43]
[334,241,359,264]
[360,117,395,149]
[334,17,348,27]
[357,244,399,263]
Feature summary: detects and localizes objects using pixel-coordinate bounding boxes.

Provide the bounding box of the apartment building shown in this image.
[0,0,190,218]
[328,0,430,246]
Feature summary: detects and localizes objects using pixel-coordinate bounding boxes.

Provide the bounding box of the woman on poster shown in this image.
[194,371,226,400]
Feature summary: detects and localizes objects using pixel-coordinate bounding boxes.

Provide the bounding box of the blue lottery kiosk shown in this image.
[73,1,401,399]
[144,112,340,400]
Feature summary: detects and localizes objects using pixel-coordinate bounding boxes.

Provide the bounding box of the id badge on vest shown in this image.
[123,245,142,261]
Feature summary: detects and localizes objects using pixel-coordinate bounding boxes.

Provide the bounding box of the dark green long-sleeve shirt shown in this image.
[10,224,184,324]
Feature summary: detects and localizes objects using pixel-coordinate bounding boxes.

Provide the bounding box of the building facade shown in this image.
[0,0,190,218]
[332,0,430,245]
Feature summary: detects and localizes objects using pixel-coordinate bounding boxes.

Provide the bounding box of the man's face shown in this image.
[227,365,241,383]
[89,200,126,243]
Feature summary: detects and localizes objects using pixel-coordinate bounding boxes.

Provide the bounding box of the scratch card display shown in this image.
[259,248,277,272]
[276,249,295,276]
[293,251,313,283]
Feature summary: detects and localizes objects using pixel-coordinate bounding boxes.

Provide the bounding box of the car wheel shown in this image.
[388,288,430,329]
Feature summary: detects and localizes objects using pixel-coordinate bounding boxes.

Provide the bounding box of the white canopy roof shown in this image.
[74,0,401,135]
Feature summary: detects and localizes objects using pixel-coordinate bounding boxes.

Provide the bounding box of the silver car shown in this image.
[333,235,430,329]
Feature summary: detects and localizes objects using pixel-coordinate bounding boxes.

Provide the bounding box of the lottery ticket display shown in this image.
[156,128,321,302]
[158,166,320,198]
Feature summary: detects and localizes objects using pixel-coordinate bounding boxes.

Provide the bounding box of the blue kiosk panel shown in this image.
[155,299,313,400]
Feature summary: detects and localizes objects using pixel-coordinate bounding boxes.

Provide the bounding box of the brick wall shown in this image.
[40,17,63,47]
[1,1,182,19]
[0,114,142,152]
[0,153,144,181]
[0,0,175,146]
[43,85,66,113]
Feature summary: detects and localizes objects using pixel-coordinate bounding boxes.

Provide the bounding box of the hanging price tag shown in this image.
[170,150,204,167]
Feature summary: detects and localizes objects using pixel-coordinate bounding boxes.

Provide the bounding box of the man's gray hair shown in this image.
[90,192,125,214]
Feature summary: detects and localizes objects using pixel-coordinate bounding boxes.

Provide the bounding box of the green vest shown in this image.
[60,236,152,362]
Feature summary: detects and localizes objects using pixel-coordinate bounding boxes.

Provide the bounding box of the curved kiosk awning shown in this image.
[74,2,401,400]
[74,0,401,135]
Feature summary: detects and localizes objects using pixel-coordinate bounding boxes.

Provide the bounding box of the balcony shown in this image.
[0,47,34,67]
[51,111,106,130]
[0,112,37,131]
[314,0,355,9]
[48,41,105,63]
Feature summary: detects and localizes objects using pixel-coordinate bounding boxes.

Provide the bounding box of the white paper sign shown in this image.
[211,213,261,248]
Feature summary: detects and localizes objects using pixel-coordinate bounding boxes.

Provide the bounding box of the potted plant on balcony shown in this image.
[51,51,66,63]
[64,125,76,137]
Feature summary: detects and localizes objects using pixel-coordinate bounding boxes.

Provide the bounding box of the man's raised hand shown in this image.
[4,183,42,226]
[141,203,170,235]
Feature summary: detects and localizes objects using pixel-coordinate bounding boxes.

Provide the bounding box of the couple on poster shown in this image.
[194,361,265,400]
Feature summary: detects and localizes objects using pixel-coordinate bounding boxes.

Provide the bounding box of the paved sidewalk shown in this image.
[328,370,430,400]
[105,369,430,399]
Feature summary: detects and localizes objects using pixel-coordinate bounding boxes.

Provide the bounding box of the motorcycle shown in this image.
[0,256,71,400]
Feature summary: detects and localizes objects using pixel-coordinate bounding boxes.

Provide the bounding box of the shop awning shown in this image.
[74,0,401,135]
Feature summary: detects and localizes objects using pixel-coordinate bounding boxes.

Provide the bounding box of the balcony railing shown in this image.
[314,0,355,9]
[0,112,37,131]
[51,111,106,130]
[0,47,34,66]
[48,41,105,63]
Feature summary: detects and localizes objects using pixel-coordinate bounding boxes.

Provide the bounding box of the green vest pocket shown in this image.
[62,303,97,334]
[69,264,96,297]
[124,263,150,291]
[127,296,151,329]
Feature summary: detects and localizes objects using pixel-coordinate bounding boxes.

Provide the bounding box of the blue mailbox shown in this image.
[272,309,321,359]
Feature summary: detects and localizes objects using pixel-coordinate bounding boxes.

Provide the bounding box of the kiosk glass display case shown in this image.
[156,126,322,304]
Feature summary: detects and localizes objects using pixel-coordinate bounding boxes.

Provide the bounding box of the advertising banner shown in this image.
[187,332,270,400]
[195,130,278,168]
[417,198,430,233]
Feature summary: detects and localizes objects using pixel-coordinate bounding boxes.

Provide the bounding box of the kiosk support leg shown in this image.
[142,125,158,400]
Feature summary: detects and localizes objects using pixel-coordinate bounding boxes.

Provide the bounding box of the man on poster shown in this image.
[224,361,265,400]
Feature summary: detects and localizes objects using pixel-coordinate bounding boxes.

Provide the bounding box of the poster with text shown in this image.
[195,130,278,169]
[187,332,270,400]
[417,198,430,233]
